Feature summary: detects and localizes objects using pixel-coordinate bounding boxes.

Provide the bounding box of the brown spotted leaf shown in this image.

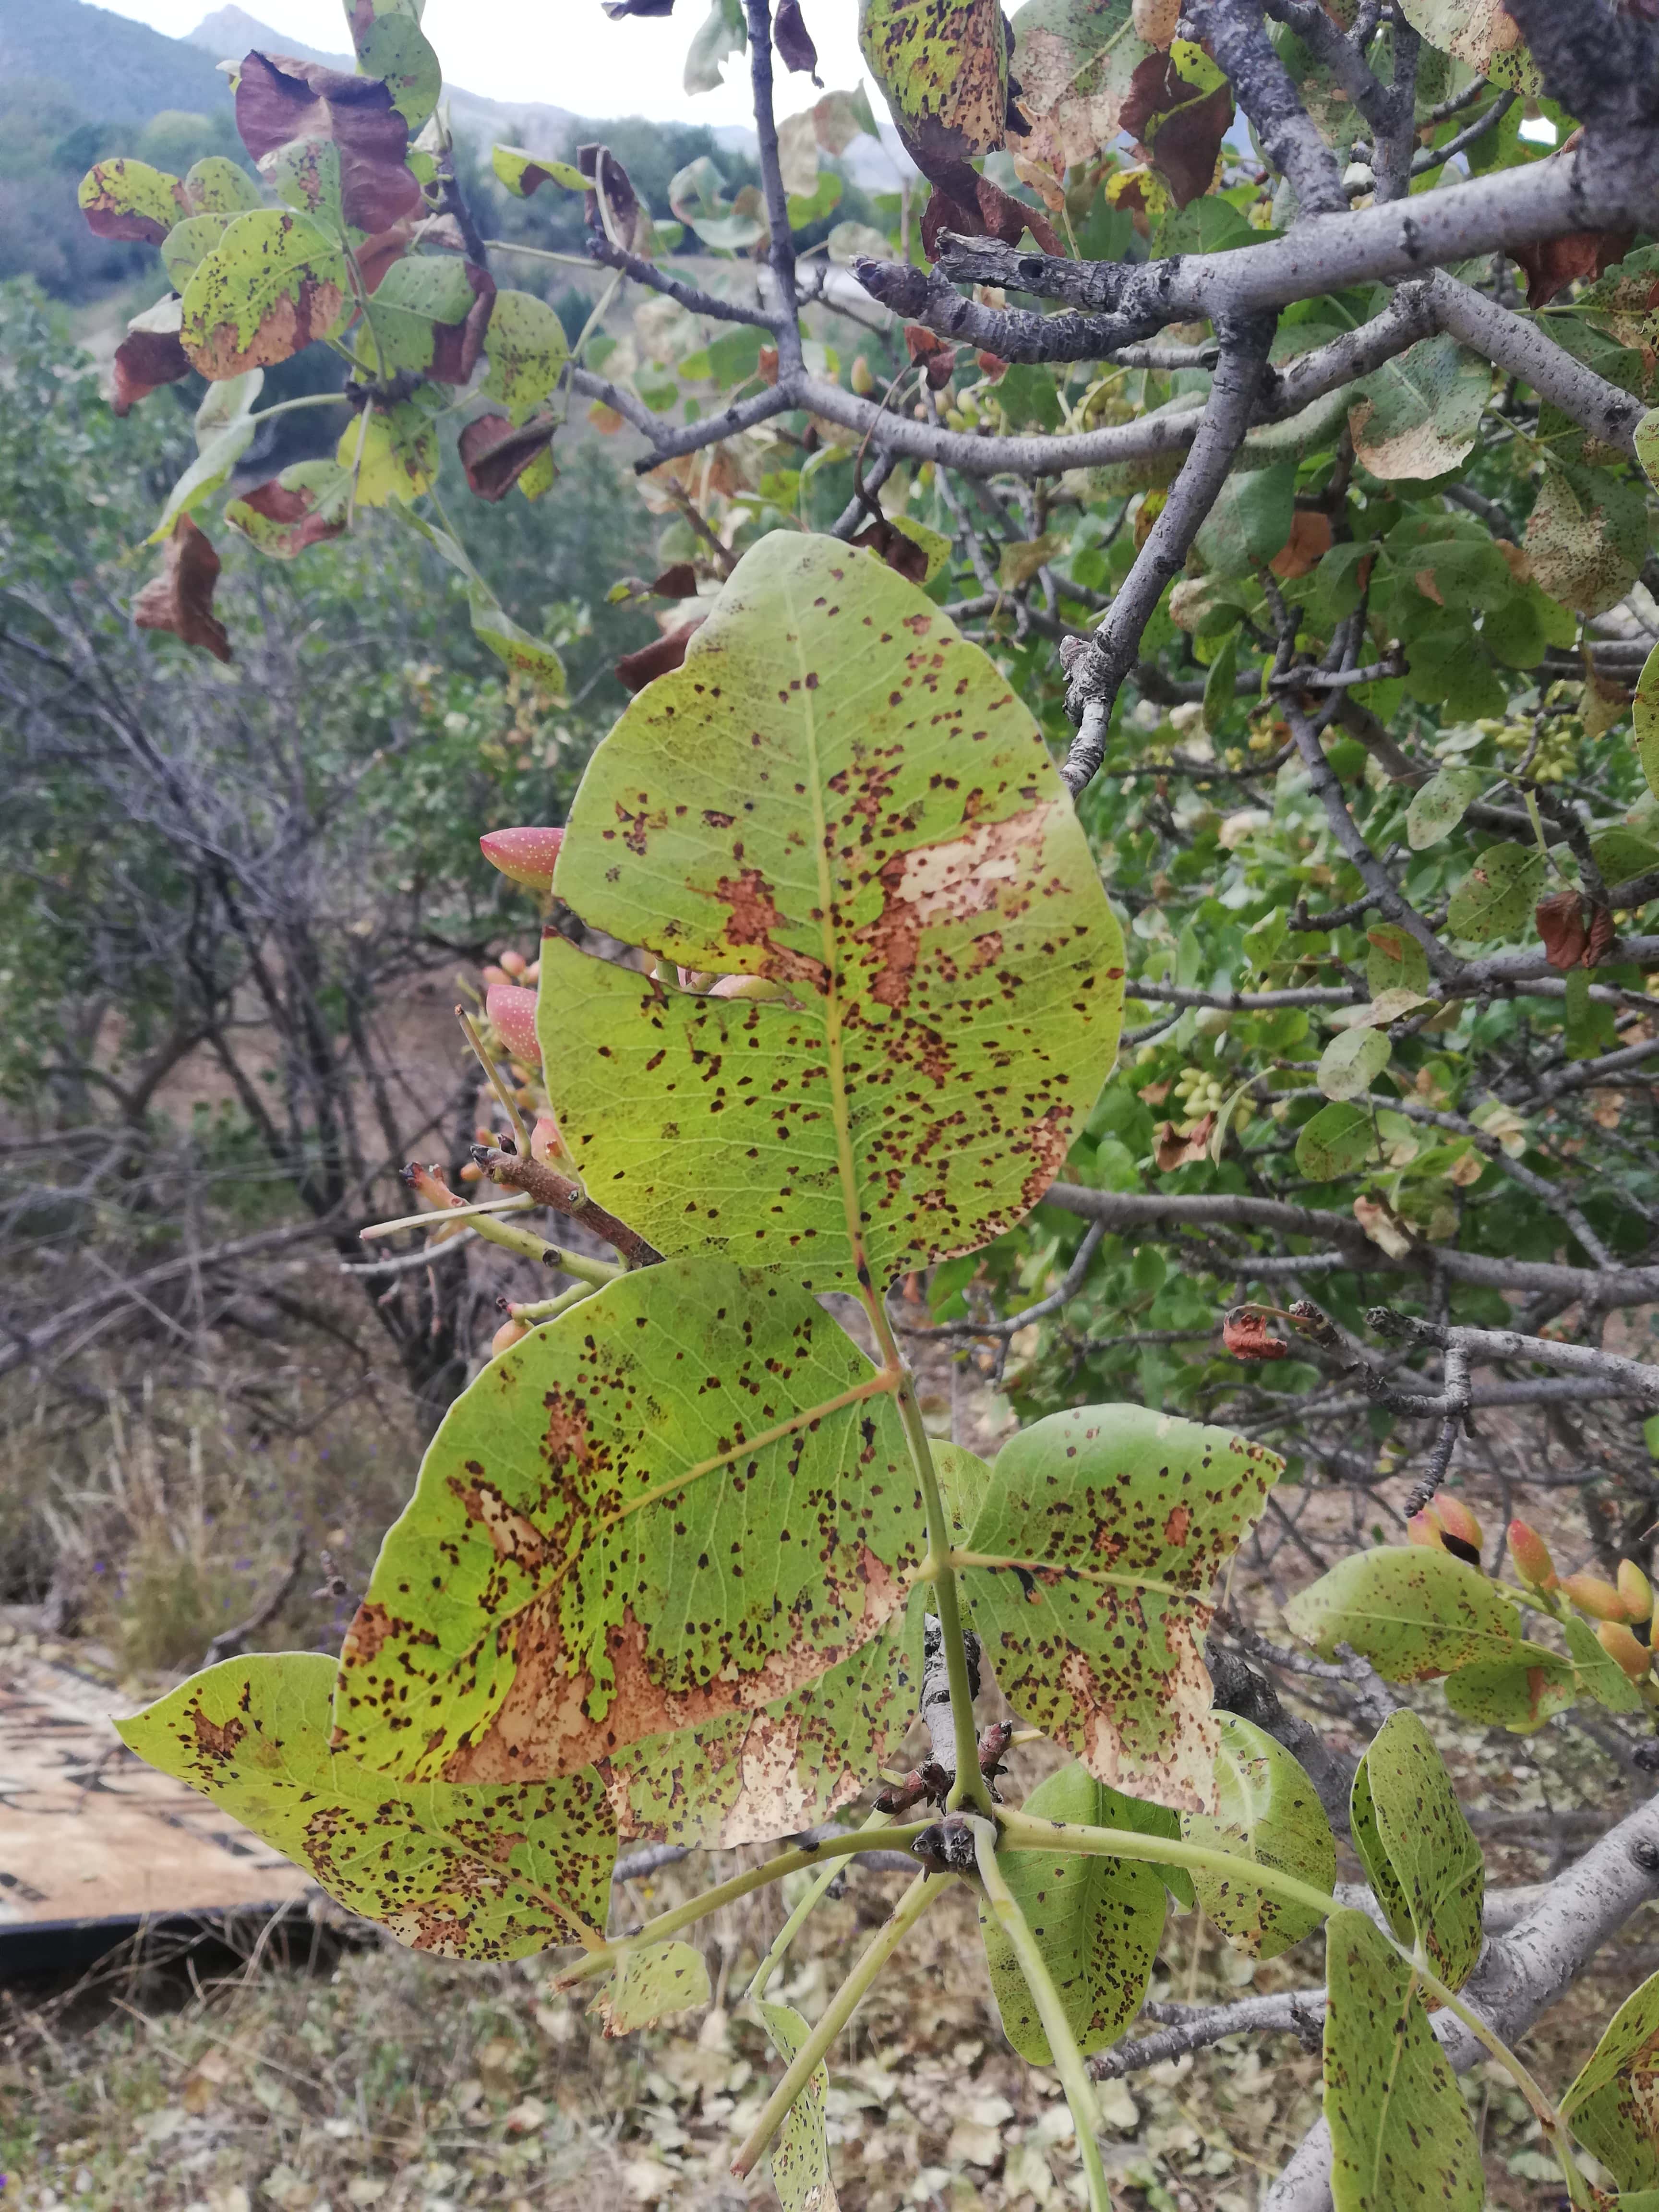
[459,413,556,503]
[544,532,1124,1293]
[959,1405,1280,1812]
[117,1654,614,1959]
[1349,1710,1483,1992]
[591,1940,710,2036]
[179,209,348,380]
[333,1259,923,1790]
[1561,1967,1659,2192]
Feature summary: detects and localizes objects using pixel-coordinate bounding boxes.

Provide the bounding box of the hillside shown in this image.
[0,0,231,122]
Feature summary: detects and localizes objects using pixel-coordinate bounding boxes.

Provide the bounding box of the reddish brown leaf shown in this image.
[1121,48,1234,207]
[904,323,959,388]
[1513,227,1636,310]
[1154,1112,1214,1171]
[615,617,705,694]
[231,475,348,556]
[920,170,1063,261]
[758,343,780,385]
[1270,508,1334,580]
[774,0,821,77]
[112,321,192,416]
[236,51,423,234]
[1586,902,1616,966]
[850,517,931,585]
[429,264,496,384]
[975,348,1009,380]
[133,515,232,663]
[356,218,419,292]
[650,563,698,599]
[1536,888,1590,971]
[458,412,555,502]
[1222,1309,1287,1361]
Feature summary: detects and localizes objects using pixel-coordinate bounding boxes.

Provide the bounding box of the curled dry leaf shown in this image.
[851,515,932,585]
[1536,887,1591,971]
[1269,508,1334,580]
[1154,1112,1214,1170]
[1221,1308,1287,1361]
[225,463,349,557]
[920,171,1063,260]
[650,561,698,599]
[1120,40,1233,208]
[578,142,656,257]
[133,514,232,663]
[774,0,821,77]
[614,617,705,693]
[459,413,556,502]
[235,51,423,234]
[112,299,192,415]
[904,322,959,387]
[430,264,496,385]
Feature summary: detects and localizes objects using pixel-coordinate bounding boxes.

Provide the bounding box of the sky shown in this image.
[98,0,873,128]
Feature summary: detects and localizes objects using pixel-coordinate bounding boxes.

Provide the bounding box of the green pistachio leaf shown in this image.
[1284,1546,1521,1682]
[117,1653,614,1959]
[1349,1710,1484,1989]
[1563,1968,1659,2191]
[1181,1716,1335,1958]
[180,208,348,379]
[1446,841,1546,942]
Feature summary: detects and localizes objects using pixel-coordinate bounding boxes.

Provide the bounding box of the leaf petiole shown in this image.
[745,1809,895,2003]
[730,1870,947,2179]
[553,1819,932,1990]
[969,1816,1113,2212]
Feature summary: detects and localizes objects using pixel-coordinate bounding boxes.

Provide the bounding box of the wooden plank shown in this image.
[0,1649,312,1929]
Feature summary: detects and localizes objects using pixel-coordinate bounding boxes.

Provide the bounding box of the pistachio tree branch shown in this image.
[1059,313,1278,793]
[1189,0,1349,215]
[743,0,803,376]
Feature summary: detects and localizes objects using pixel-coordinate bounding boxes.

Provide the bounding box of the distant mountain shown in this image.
[188,5,576,151]
[0,0,232,123]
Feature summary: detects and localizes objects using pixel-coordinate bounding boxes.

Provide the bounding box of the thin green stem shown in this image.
[997,1806,1341,1923]
[969,1817,1112,2212]
[730,1871,946,2179]
[553,1820,931,1989]
[746,1811,894,2003]
[248,391,351,423]
[465,1212,569,1268]
[507,1281,600,1325]
[484,238,601,270]
[865,1294,989,1814]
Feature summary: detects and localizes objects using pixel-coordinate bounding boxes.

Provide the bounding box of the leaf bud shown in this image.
[1619,1561,1654,1623]
[458,1160,484,1182]
[491,1315,530,1358]
[402,1160,460,1212]
[1506,1518,1556,1590]
[1561,1570,1629,1623]
[485,982,541,1066]
[499,949,528,978]
[481,963,511,987]
[480,824,564,891]
[1598,1619,1653,1683]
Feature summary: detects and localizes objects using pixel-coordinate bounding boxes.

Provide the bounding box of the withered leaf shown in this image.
[1536,887,1590,971]
[133,514,232,663]
[113,303,193,416]
[459,412,556,502]
[235,50,424,235]
[774,0,821,77]
[1120,44,1233,207]
[614,616,705,692]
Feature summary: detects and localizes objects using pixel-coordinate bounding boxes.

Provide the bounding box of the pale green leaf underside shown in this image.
[1443,1644,1575,1732]
[757,1998,842,2212]
[1351,1711,1484,1991]
[1323,1909,1482,2212]
[118,1654,613,1960]
[593,1940,711,2036]
[962,1405,1281,1812]
[543,532,1125,1293]
[333,1260,922,1803]
[1181,1715,1335,1959]
[1283,1546,1520,1681]
[1565,1612,1647,1714]
[1563,1966,1659,2192]
[980,1759,1166,2063]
